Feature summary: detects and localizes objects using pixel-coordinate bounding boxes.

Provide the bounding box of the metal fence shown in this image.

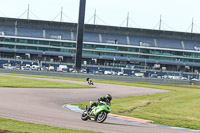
[0,69,191,85]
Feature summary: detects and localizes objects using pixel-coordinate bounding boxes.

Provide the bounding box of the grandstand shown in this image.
[0,17,200,74]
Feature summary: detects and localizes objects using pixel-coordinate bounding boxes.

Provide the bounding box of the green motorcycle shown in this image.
[81,101,111,123]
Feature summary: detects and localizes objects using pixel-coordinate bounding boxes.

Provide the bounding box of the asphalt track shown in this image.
[0,75,196,133]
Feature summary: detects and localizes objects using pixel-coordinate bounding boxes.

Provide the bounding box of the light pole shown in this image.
[75,0,86,71]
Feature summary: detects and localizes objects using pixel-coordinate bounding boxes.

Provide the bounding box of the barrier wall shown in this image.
[0,69,191,85]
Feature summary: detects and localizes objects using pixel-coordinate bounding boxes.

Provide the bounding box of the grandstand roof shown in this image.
[1,17,200,42]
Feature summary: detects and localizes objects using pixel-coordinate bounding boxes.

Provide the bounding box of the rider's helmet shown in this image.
[105,94,112,102]
[86,78,90,81]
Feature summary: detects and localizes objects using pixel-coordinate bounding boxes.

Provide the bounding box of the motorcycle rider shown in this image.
[86,77,93,85]
[87,94,112,113]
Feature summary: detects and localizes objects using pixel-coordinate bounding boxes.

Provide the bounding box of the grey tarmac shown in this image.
[0,74,196,133]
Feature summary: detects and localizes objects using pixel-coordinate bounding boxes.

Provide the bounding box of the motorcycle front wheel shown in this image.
[96,111,107,123]
[81,111,88,121]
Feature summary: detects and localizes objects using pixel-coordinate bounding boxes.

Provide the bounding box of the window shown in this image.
[118,47,127,52]
[96,45,105,50]
[106,46,117,51]
[140,49,150,53]
[4,38,15,43]
[16,45,26,49]
[60,49,70,52]
[39,40,49,45]
[84,44,91,49]
[16,39,27,43]
[27,46,37,50]
[62,42,74,48]
[128,48,138,52]
[27,39,38,44]
[48,48,60,52]
[50,41,60,46]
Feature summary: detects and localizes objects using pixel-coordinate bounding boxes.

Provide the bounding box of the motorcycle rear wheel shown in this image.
[96,111,107,123]
[81,111,88,121]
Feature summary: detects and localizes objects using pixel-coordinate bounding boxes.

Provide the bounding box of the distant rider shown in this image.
[87,94,112,112]
[86,78,93,85]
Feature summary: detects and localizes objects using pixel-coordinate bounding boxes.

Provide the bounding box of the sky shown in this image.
[0,0,200,33]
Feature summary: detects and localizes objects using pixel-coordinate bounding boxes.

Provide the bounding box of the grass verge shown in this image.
[0,117,100,133]
[0,73,197,88]
[0,74,97,133]
[0,75,93,88]
[74,84,200,130]
[1,73,200,130]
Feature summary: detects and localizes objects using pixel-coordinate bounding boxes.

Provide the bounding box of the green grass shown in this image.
[0,73,86,82]
[0,117,100,133]
[1,73,200,130]
[111,87,200,129]
[0,75,93,88]
[0,74,97,133]
[0,73,196,88]
[75,84,200,130]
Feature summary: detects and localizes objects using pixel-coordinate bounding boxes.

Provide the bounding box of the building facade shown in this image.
[1,17,200,73]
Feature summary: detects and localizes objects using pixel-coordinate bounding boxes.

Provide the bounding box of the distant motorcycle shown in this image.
[81,101,111,123]
[86,78,94,85]
[88,81,94,85]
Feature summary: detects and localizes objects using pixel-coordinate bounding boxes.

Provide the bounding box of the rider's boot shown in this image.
[87,107,92,114]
